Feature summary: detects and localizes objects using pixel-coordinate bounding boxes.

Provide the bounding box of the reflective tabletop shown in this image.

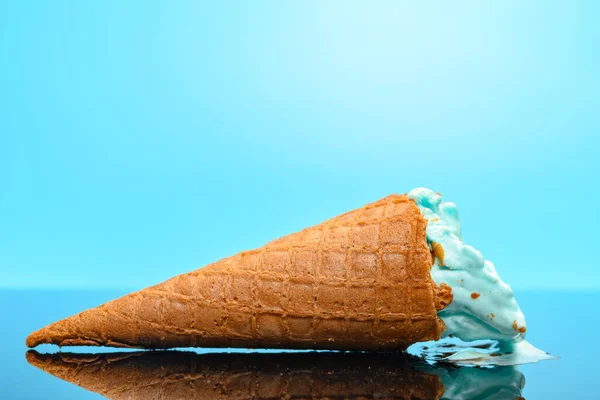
[2,290,596,399]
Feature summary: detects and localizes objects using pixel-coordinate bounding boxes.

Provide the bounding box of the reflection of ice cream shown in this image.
[26,351,446,399]
[420,363,526,400]
[407,188,526,342]
[26,350,525,400]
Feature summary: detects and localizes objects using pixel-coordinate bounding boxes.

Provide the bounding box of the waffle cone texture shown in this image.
[26,351,445,399]
[27,194,453,350]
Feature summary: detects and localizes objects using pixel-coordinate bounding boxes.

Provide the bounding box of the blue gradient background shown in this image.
[1,1,599,291]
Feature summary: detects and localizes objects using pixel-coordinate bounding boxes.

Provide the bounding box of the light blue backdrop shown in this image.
[1,1,598,290]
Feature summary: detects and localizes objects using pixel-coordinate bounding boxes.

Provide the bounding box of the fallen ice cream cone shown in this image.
[27,194,452,351]
[27,188,546,361]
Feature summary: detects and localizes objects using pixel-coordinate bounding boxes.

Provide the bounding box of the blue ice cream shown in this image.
[406,188,554,366]
[407,188,526,342]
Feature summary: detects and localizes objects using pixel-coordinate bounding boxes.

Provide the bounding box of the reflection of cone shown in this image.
[27,194,452,350]
[26,350,445,400]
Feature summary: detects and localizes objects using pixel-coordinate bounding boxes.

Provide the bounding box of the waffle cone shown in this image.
[26,350,445,399]
[27,194,452,350]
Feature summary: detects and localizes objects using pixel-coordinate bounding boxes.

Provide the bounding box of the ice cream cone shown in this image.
[26,350,445,399]
[26,194,452,350]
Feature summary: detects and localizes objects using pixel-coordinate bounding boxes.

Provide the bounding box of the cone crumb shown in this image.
[512,320,527,333]
[430,242,445,266]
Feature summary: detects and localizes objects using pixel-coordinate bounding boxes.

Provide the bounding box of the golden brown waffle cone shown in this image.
[27,194,452,350]
[26,350,445,399]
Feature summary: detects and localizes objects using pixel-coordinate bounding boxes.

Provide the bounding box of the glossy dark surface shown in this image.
[2,290,597,399]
